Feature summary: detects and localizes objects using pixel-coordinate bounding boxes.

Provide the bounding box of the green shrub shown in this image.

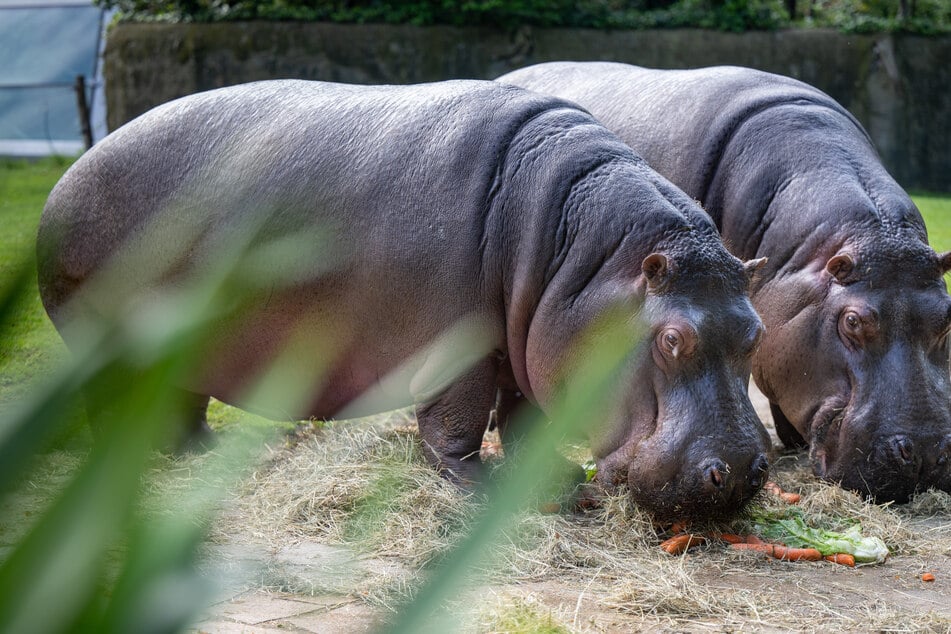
[95,0,949,32]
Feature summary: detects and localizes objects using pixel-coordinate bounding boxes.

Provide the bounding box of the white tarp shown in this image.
[0,0,110,156]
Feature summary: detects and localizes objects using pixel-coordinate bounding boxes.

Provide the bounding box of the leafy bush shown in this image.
[95,0,949,32]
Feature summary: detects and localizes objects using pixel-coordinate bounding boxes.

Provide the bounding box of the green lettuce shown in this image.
[755,511,888,564]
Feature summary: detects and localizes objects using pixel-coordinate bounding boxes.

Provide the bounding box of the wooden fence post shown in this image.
[74,75,93,150]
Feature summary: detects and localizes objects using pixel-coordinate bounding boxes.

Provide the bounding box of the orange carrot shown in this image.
[744,534,766,545]
[660,533,706,555]
[824,553,856,567]
[670,521,690,535]
[709,533,747,544]
[731,542,822,561]
[922,573,936,582]
[764,481,801,504]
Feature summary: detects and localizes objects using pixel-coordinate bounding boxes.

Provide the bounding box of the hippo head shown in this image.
[754,231,951,503]
[584,248,772,521]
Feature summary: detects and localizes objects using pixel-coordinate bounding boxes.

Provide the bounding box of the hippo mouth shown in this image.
[810,400,932,503]
[594,434,765,522]
[807,401,848,479]
[626,476,758,522]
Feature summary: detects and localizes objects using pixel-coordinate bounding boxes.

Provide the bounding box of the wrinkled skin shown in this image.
[38,79,769,520]
[499,62,951,501]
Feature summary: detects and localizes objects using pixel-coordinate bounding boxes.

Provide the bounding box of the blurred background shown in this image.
[1,0,948,189]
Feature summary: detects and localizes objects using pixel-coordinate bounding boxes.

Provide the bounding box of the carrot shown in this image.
[670,521,690,535]
[709,533,747,544]
[764,481,801,504]
[707,533,765,545]
[824,553,856,567]
[921,572,936,582]
[660,533,706,555]
[731,542,822,561]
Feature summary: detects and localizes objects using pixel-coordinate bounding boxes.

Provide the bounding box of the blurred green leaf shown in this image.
[386,308,642,634]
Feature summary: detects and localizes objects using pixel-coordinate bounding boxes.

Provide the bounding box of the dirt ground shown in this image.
[188,386,951,633]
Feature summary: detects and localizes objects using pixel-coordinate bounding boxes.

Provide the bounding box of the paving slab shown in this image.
[189,620,294,634]
[285,602,382,634]
[212,592,325,625]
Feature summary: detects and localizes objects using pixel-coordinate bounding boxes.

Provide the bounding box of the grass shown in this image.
[0,158,74,398]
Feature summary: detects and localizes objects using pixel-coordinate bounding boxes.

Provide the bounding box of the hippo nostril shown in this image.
[704,460,728,490]
[748,453,770,489]
[888,435,915,466]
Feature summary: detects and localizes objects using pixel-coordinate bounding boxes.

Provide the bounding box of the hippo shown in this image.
[37,79,771,520]
[498,62,951,502]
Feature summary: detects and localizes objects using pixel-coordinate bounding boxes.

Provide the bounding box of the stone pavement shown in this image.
[191,590,381,634]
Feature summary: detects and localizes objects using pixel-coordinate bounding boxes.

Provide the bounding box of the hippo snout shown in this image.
[623,448,770,521]
[837,433,951,503]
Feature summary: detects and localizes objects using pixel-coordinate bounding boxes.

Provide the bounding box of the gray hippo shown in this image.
[37,79,770,520]
[499,62,951,502]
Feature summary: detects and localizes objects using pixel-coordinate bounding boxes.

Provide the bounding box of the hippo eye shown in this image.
[660,329,684,358]
[839,309,876,349]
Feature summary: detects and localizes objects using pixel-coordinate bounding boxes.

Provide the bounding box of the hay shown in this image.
[231,414,471,565]
[184,412,951,631]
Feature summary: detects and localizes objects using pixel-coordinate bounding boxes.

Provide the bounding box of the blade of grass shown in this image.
[386,309,642,633]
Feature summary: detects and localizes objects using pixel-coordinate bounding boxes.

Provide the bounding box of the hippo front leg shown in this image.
[415,358,497,486]
[494,388,587,497]
[770,402,808,450]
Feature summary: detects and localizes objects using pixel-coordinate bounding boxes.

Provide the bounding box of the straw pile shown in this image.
[200,410,951,631]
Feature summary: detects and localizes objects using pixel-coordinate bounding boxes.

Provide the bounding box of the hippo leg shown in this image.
[495,388,587,493]
[85,385,213,452]
[770,402,808,450]
[415,358,497,486]
[177,391,214,453]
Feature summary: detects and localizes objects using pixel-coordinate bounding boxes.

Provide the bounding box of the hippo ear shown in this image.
[743,257,768,282]
[938,251,951,275]
[642,253,669,289]
[825,253,854,282]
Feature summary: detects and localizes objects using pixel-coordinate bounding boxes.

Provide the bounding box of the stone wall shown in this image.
[104,22,950,191]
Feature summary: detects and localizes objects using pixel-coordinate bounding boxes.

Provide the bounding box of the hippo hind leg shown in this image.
[85,385,213,453]
[176,391,214,452]
[770,402,808,450]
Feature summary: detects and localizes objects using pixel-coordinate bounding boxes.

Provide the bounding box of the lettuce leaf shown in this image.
[755,511,888,563]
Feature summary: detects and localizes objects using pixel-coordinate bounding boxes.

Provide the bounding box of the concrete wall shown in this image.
[104,22,950,191]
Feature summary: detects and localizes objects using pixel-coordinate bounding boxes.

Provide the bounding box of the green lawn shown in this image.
[1,159,950,407]
[915,192,951,252]
[0,159,73,396]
